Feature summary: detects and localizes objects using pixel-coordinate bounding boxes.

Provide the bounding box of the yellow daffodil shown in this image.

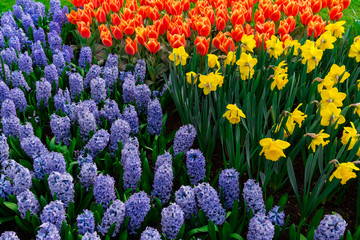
[306,130,330,152]
[223,104,246,124]
[236,53,257,80]
[330,162,359,185]
[224,51,236,66]
[169,47,189,66]
[320,87,347,107]
[358,80,360,90]
[316,31,337,51]
[300,40,323,73]
[207,54,220,68]
[325,21,345,38]
[186,71,198,84]
[274,116,296,137]
[259,138,290,161]
[198,72,221,95]
[271,61,288,90]
[284,39,301,56]
[317,65,349,93]
[275,104,306,137]
[291,103,307,127]
[349,40,360,62]
[319,103,345,128]
[241,34,256,53]
[350,103,360,117]
[213,69,224,87]
[341,122,359,150]
[266,35,284,59]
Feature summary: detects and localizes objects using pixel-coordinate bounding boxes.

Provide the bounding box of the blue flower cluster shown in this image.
[174,124,197,156]
[77,209,95,235]
[314,214,347,240]
[98,200,126,236]
[125,191,151,233]
[147,98,163,136]
[17,189,40,219]
[218,168,240,209]
[175,185,198,219]
[140,227,161,240]
[93,174,116,208]
[161,203,185,239]
[40,200,66,230]
[247,213,275,240]
[243,179,266,214]
[48,171,74,207]
[186,149,206,185]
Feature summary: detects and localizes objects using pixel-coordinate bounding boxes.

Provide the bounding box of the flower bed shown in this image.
[0,0,359,239]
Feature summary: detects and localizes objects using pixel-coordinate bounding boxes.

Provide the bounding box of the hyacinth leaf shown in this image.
[67,202,75,220]
[31,214,40,230]
[309,207,324,230]
[230,233,244,240]
[208,220,217,240]
[300,234,307,240]
[3,202,18,212]
[106,223,116,238]
[265,196,274,212]
[176,223,186,240]
[229,200,239,232]
[15,216,32,233]
[278,194,288,211]
[307,227,315,240]
[39,196,47,209]
[222,222,232,240]
[0,216,14,224]
[289,224,297,240]
[287,158,300,203]
[119,230,128,240]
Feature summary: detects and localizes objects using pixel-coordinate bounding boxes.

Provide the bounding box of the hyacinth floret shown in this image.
[105,54,118,68]
[9,36,21,52]
[123,105,139,134]
[18,52,33,75]
[1,47,17,66]
[247,213,275,240]
[135,84,151,114]
[79,46,92,69]
[90,77,107,103]
[44,64,59,87]
[48,31,62,53]
[155,151,172,171]
[0,174,13,200]
[77,108,97,141]
[314,214,347,240]
[98,200,126,236]
[0,134,9,163]
[2,115,21,139]
[195,182,226,225]
[147,98,163,136]
[122,77,136,103]
[100,99,121,124]
[186,149,206,185]
[36,79,51,108]
[21,136,47,159]
[9,88,27,112]
[267,206,285,227]
[48,171,75,207]
[82,232,101,240]
[174,124,197,156]
[125,191,151,233]
[123,152,142,191]
[44,151,66,174]
[79,163,97,190]
[86,129,110,157]
[32,41,48,67]
[62,45,74,63]
[19,122,34,140]
[40,200,66,230]
[110,119,131,154]
[0,81,10,103]
[50,114,71,145]
[69,72,84,100]
[243,179,266,214]
[84,65,101,89]
[49,21,61,35]
[0,231,20,240]
[152,163,173,205]
[53,50,65,75]
[2,159,24,179]
[11,70,30,91]
[33,27,46,44]
[219,168,240,209]
[36,222,61,240]
[12,165,32,195]
[93,173,116,208]
[17,189,40,219]
[175,185,198,219]
[161,203,185,240]
[54,88,71,113]
[140,227,161,240]
[1,99,16,118]
[134,59,146,83]
[121,137,140,166]
[77,209,95,235]
[103,66,118,90]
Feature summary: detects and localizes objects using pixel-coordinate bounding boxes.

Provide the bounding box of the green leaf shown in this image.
[208,220,217,240]
[3,202,18,212]
[230,233,244,240]
[222,222,232,240]
[15,216,32,233]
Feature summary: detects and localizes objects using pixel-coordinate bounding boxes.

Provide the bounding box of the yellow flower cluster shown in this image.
[275,104,307,137]
[259,138,290,162]
[223,104,246,124]
[236,53,258,80]
[330,161,359,185]
[349,36,360,62]
[169,47,189,66]
[270,61,288,91]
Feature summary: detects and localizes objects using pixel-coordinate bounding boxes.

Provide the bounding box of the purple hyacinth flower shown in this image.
[21,136,47,159]
[0,81,10,103]
[105,54,118,68]
[1,99,16,118]
[62,45,73,63]
[79,163,97,190]
[17,189,40,219]
[174,124,197,156]
[53,50,66,75]
[134,59,146,83]
[33,28,46,44]
[247,213,275,240]
[9,88,27,112]
[2,115,21,138]
[152,163,173,205]
[77,209,95,235]
[48,31,62,53]
[19,122,34,140]
[93,173,116,208]
[243,179,266,214]
[175,185,198,219]
[1,47,17,66]
[147,98,163,136]
[79,47,92,69]
[103,66,118,90]
[186,149,206,185]
[18,52,33,75]
[84,65,101,89]
[121,137,139,166]
[54,88,71,113]
[0,174,13,200]
[9,36,21,52]
[0,134,9,163]
[44,151,67,175]
[77,108,97,141]
[69,72,84,100]
[135,84,151,114]
[0,231,20,240]
[140,227,161,240]
[40,200,66,230]
[267,206,285,227]
[123,105,139,134]
[11,70,30,91]
[36,222,61,240]
[123,152,142,191]
[90,77,106,103]
[86,129,110,157]
[82,232,101,240]
[122,77,136,103]
[155,151,172,171]
[195,182,226,225]
[125,191,151,233]
[98,200,126,237]
[50,114,71,145]
[12,166,32,196]
[314,214,347,240]
[219,168,240,209]
[48,171,74,207]
[100,99,121,124]
[49,21,61,35]
[44,64,59,87]
[161,203,185,240]
[32,41,48,67]
[110,119,131,154]
[36,80,51,108]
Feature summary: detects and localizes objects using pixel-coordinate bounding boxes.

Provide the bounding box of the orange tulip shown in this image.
[255,32,270,49]
[77,22,91,38]
[149,7,161,21]
[216,17,227,31]
[256,21,275,36]
[341,0,350,9]
[271,4,281,22]
[125,37,138,55]
[244,24,254,35]
[231,24,244,42]
[138,6,149,19]
[205,7,215,25]
[84,3,95,17]
[329,5,343,21]
[135,14,144,27]
[196,17,211,37]
[156,0,165,11]
[134,27,147,45]
[122,19,135,35]
[98,24,110,34]
[95,7,106,23]
[284,0,299,17]
[103,2,110,15]
[286,16,296,32]
[262,3,273,19]
[145,38,161,53]
[183,0,191,11]
[278,21,290,38]
[147,25,159,39]
[66,10,79,25]
[110,0,122,13]
[212,31,226,49]
[121,8,134,20]
[111,13,121,26]
[79,10,92,25]
[195,36,210,56]
[170,0,184,15]
[70,0,83,8]
[231,8,246,26]
[281,34,292,42]
[101,34,113,47]
[111,25,123,40]
[219,36,235,54]
[254,9,265,24]
[311,0,322,13]
[300,7,313,26]
[307,18,326,38]
[168,33,186,48]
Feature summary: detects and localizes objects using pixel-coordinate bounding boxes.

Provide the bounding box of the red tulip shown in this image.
[329,5,343,21]
[168,33,186,48]
[300,7,313,26]
[66,10,79,25]
[77,21,91,38]
[342,0,350,9]
[212,31,226,49]
[149,7,161,21]
[121,8,134,20]
[216,17,227,31]
[121,19,135,35]
[70,0,83,8]
[111,13,121,26]
[195,17,211,37]
[125,37,138,55]
[270,4,281,22]
[284,0,299,17]
[101,31,113,47]
[111,25,123,40]
[95,7,106,23]
[145,38,161,53]
[231,24,244,42]
[231,8,246,26]
[219,36,235,54]
[195,36,210,55]
[311,0,322,13]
